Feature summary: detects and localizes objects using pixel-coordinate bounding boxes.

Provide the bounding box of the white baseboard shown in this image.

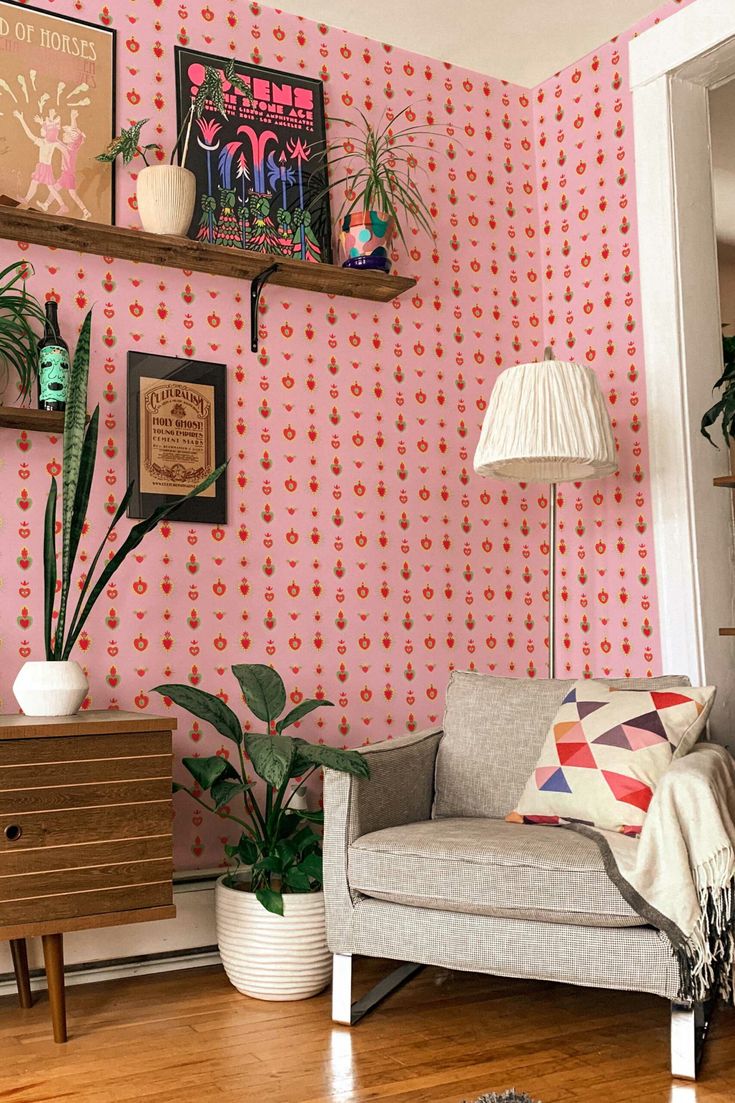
[0,876,219,994]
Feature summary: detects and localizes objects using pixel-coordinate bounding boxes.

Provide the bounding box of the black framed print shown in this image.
[0,0,116,223]
[127,352,227,524]
[174,46,332,263]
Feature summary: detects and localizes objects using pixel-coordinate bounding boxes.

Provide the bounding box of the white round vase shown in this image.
[12,660,88,717]
[136,165,196,236]
[215,877,331,1001]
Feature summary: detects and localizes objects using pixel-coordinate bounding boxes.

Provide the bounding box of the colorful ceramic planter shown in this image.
[339,210,395,272]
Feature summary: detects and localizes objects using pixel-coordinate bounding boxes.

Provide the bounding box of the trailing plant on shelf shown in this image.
[153,663,369,916]
[0,261,45,402]
[701,332,735,448]
[96,62,253,236]
[12,307,226,717]
[312,105,444,272]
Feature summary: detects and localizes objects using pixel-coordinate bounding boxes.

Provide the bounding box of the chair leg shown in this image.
[9,939,32,1009]
[331,953,423,1026]
[671,998,714,1079]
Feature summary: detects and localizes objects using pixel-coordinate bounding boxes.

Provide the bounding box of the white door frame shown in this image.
[630,0,735,737]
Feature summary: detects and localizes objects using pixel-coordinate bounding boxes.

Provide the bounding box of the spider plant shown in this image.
[313,105,441,249]
[97,62,253,171]
[43,308,226,661]
[0,261,45,403]
[701,333,735,447]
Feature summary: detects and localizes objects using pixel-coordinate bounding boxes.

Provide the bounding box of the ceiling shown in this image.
[269,0,669,87]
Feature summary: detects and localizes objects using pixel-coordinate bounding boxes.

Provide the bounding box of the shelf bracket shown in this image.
[250,263,281,353]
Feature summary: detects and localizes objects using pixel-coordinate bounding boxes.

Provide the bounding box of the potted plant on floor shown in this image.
[12,308,225,716]
[97,61,252,236]
[314,106,440,273]
[0,261,45,403]
[153,663,370,1001]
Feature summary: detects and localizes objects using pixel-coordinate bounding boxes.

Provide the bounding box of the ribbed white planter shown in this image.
[215,877,331,1001]
[136,165,196,236]
[12,660,88,716]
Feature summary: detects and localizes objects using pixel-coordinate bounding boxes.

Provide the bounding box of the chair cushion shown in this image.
[349,817,646,927]
[508,680,715,835]
[433,671,692,819]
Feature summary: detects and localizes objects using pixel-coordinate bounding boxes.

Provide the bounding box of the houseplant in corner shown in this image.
[701,332,735,472]
[315,105,440,273]
[12,308,225,716]
[97,61,252,236]
[152,663,370,1000]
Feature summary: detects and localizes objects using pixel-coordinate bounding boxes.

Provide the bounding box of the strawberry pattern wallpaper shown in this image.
[0,0,692,868]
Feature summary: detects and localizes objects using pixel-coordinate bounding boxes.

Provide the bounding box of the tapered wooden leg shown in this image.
[42,933,67,1043]
[9,939,32,1009]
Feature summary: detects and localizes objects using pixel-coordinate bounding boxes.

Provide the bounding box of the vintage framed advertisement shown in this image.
[0,1,116,223]
[175,46,332,263]
[127,352,227,525]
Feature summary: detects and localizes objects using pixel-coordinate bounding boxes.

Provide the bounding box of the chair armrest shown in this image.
[322,726,443,944]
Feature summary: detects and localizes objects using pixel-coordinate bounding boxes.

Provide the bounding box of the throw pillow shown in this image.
[507,680,716,835]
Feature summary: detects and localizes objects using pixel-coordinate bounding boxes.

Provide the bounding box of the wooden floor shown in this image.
[0,960,733,1103]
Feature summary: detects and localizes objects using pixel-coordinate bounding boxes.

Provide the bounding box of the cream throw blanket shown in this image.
[566,743,735,1003]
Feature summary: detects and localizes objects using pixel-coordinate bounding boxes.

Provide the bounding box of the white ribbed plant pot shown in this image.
[12,660,88,717]
[136,165,196,236]
[215,877,331,1001]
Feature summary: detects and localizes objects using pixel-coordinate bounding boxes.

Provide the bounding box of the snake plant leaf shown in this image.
[43,477,58,662]
[55,407,99,659]
[62,461,226,656]
[60,310,92,585]
[244,732,294,788]
[151,683,243,745]
[232,664,287,724]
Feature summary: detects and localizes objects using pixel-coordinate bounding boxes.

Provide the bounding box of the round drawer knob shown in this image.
[4,824,22,842]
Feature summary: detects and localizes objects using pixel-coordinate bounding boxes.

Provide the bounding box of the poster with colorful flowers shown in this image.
[175,47,332,263]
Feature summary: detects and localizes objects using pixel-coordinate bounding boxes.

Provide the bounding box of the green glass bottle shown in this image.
[37,300,70,411]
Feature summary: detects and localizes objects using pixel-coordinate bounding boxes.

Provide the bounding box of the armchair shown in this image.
[323,671,712,1079]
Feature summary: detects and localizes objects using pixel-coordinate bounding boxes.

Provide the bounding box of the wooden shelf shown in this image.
[719,628,735,636]
[0,407,64,433]
[0,205,416,303]
[713,475,735,488]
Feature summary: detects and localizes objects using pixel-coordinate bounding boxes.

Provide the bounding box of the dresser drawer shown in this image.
[0,801,172,853]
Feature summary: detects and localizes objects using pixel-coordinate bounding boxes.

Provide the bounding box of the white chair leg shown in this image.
[671,999,713,1079]
[331,953,423,1026]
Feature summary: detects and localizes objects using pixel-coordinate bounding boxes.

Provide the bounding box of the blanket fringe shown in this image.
[675,848,735,1003]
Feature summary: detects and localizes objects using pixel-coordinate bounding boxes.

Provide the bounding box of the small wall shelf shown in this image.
[713,476,735,488]
[0,408,64,433]
[719,628,735,636]
[0,205,416,303]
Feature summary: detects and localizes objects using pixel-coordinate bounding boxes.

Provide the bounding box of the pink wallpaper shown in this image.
[0,0,692,869]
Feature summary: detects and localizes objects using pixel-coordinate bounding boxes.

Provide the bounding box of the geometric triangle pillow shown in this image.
[506,680,716,835]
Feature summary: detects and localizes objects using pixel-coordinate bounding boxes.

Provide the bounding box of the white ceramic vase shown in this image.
[136,165,196,236]
[215,877,331,1001]
[12,660,88,717]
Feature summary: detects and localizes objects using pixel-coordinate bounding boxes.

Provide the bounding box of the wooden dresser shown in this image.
[0,710,177,1042]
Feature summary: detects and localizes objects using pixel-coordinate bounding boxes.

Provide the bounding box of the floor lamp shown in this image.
[473,347,617,678]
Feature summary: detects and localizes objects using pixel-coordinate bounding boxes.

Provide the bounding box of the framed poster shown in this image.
[127,352,227,525]
[0,1,115,223]
[175,46,332,263]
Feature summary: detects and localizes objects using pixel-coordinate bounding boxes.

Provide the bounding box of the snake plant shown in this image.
[43,309,226,660]
[0,261,45,402]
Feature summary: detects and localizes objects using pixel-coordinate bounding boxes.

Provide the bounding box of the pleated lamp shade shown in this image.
[473,357,617,484]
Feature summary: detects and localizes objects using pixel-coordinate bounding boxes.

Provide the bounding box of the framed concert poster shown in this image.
[174,46,332,263]
[0,1,116,223]
[127,352,227,525]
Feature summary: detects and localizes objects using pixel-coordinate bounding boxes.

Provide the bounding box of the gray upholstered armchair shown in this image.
[323,670,711,1079]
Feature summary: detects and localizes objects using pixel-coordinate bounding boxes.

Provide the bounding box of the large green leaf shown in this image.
[290,738,370,779]
[42,477,58,661]
[210,778,249,811]
[62,461,226,656]
[55,407,99,658]
[255,887,284,916]
[276,697,333,733]
[151,683,242,744]
[283,866,311,892]
[182,754,237,792]
[244,731,294,787]
[299,852,323,882]
[61,310,92,594]
[232,664,286,724]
